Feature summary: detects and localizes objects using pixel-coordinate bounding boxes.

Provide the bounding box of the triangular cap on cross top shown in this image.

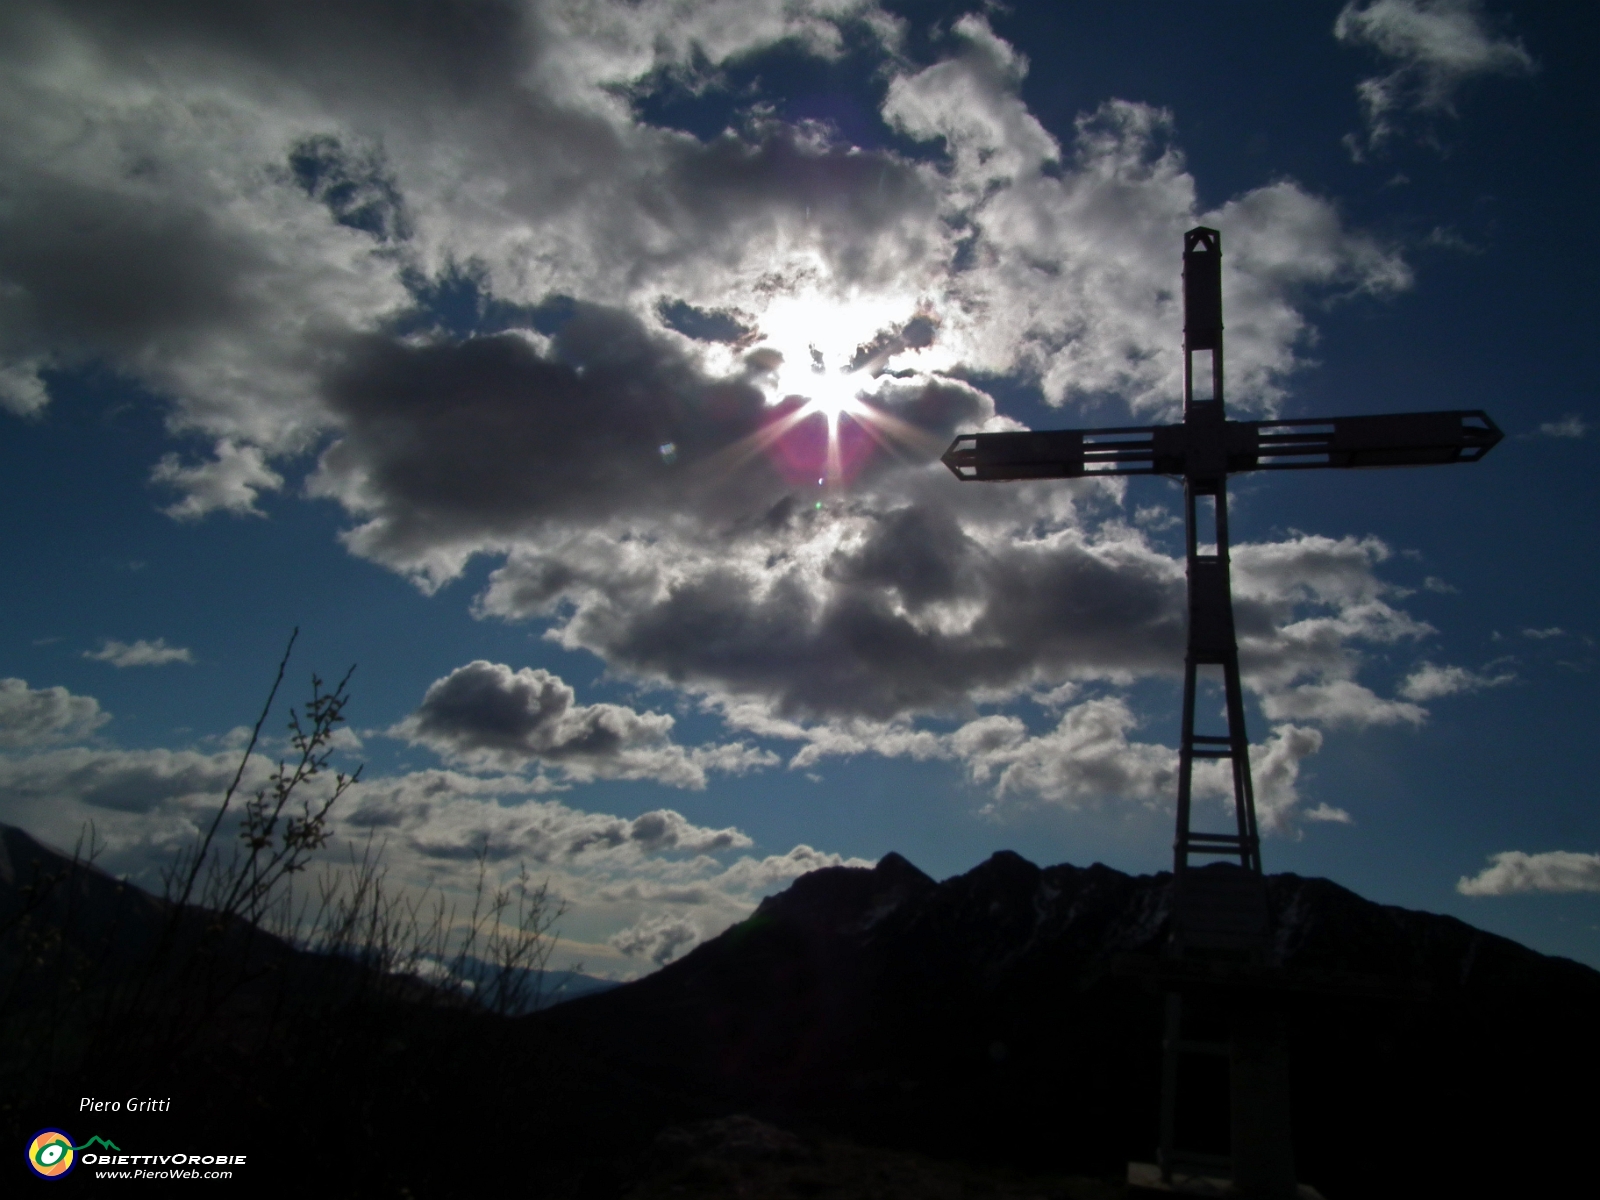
[1183,226,1222,352]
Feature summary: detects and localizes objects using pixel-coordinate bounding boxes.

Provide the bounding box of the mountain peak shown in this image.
[871,850,933,885]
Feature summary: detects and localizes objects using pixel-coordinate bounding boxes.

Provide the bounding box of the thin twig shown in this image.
[170,627,298,916]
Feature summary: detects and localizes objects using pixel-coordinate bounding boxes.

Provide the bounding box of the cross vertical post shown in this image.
[939,226,1501,1198]
[1174,228,1262,901]
[1161,228,1286,1195]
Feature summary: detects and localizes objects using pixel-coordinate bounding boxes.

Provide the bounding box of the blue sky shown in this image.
[2,0,1597,976]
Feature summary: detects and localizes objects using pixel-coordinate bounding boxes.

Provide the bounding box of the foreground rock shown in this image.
[625,1115,1121,1200]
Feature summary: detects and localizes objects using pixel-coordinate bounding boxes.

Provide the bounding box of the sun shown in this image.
[756,290,895,424]
[691,286,953,490]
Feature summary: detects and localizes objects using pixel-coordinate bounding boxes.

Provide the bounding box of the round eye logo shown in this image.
[27,1129,76,1179]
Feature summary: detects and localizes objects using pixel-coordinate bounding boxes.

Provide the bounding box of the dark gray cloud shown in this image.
[656,299,754,345]
[0,0,925,442]
[0,168,284,359]
[312,303,991,586]
[477,515,1433,763]
[392,660,774,785]
[0,2,411,446]
[313,309,770,574]
[18,0,535,104]
[847,311,938,373]
[407,664,553,752]
[548,511,1183,721]
[0,745,252,812]
[403,660,672,760]
[341,772,752,862]
[609,912,700,966]
[1,0,1400,461]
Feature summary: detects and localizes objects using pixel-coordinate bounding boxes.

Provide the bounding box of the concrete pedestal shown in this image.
[1229,1002,1297,1198]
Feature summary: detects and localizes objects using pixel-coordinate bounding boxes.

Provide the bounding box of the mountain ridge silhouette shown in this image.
[7,821,1597,1196]
[542,847,1600,1197]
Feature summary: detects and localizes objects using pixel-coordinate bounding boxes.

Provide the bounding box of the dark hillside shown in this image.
[543,850,1600,1198]
[1,821,680,1196]
[6,823,1597,1196]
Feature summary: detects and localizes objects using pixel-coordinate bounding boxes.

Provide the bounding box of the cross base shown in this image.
[1126,1161,1326,1199]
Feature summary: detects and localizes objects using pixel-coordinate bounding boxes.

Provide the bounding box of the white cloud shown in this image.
[84,638,196,668]
[952,698,1174,807]
[1260,679,1425,728]
[332,766,872,970]
[0,745,865,978]
[1335,0,1535,153]
[749,706,950,772]
[1458,850,1600,896]
[1422,225,1480,254]
[881,14,1059,192]
[151,440,285,520]
[1230,724,1324,831]
[0,678,110,748]
[1227,535,1442,728]
[882,20,1408,415]
[1304,802,1353,824]
[1521,627,1564,640]
[598,844,876,908]
[1399,661,1513,701]
[1186,723,1325,833]
[0,357,49,417]
[710,844,875,895]
[1532,415,1587,439]
[946,702,1327,832]
[1231,534,1402,616]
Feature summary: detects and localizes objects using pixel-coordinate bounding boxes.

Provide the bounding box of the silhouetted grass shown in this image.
[2,633,590,1193]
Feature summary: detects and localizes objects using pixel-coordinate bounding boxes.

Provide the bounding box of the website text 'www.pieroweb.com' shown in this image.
[27,1108,248,1183]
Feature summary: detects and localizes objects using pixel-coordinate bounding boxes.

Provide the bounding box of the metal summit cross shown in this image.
[942,226,1501,910]
[941,227,1501,1196]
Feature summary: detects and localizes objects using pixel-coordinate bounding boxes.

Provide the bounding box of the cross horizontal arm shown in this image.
[941,410,1502,481]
